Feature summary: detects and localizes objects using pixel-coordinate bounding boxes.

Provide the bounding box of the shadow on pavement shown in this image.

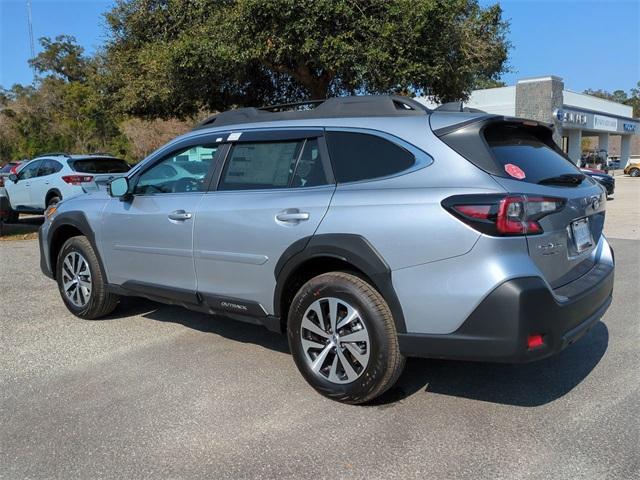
[108,297,608,407]
[0,215,44,238]
[373,321,609,407]
[109,297,290,354]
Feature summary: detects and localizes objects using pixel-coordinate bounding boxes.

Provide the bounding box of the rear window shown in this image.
[484,124,581,183]
[325,132,415,183]
[0,163,17,173]
[71,158,130,174]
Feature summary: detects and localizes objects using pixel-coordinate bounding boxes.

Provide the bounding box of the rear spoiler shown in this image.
[431,113,554,137]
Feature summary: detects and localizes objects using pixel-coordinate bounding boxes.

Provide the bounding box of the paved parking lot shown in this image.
[1,178,639,479]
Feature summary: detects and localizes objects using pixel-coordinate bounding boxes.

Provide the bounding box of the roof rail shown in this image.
[260,99,326,112]
[193,95,431,130]
[35,152,70,158]
[434,101,486,114]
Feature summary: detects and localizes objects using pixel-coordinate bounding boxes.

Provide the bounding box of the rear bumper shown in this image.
[397,260,614,363]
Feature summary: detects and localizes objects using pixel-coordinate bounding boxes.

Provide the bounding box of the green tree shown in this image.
[105,0,510,118]
[584,83,640,117]
[29,35,89,83]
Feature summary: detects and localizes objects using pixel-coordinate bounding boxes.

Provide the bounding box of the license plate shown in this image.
[571,218,593,253]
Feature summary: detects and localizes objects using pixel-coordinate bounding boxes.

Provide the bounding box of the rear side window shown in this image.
[325,132,415,183]
[484,124,581,183]
[71,158,130,174]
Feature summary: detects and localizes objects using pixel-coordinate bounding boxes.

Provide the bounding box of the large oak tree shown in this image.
[105,0,510,118]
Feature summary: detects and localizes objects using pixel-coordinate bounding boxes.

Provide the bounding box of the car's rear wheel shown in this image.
[288,272,405,404]
[46,195,61,207]
[56,236,119,319]
[629,168,640,177]
[4,208,19,223]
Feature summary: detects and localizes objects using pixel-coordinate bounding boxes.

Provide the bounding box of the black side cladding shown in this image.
[274,234,407,333]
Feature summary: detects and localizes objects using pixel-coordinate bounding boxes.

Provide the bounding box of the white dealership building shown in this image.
[418,76,639,165]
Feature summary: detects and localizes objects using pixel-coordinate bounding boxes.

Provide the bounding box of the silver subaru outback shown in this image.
[39,96,614,404]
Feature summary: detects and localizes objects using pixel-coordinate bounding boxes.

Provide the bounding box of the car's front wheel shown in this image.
[56,236,119,319]
[629,168,640,177]
[288,272,405,404]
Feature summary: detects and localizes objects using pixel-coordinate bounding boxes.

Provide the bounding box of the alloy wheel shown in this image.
[300,297,371,384]
[61,252,92,308]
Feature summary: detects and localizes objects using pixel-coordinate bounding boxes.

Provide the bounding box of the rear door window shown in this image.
[325,131,415,183]
[219,139,328,191]
[38,159,63,177]
[484,124,582,183]
[71,158,130,174]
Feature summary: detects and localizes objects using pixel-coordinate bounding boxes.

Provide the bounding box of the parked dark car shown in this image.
[581,169,615,197]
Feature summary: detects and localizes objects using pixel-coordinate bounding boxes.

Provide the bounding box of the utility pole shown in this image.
[26,0,35,82]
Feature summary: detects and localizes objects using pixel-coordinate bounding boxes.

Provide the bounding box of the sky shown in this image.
[0,0,638,93]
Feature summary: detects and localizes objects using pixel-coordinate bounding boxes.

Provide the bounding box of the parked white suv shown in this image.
[4,154,130,222]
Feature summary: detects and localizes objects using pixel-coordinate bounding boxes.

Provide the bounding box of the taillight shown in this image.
[62,175,93,185]
[442,194,566,236]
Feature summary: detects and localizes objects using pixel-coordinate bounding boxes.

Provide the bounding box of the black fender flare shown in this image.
[274,233,407,333]
[47,211,107,281]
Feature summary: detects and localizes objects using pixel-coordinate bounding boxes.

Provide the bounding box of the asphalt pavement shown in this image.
[1,183,639,479]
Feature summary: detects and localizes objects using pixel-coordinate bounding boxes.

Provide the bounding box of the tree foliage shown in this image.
[104,0,511,118]
[584,82,640,117]
[0,36,192,163]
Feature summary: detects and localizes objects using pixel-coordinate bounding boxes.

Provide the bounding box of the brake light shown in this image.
[442,194,566,236]
[527,334,545,349]
[62,175,93,185]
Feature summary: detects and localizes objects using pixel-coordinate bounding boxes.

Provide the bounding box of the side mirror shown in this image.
[109,177,130,198]
[8,174,18,183]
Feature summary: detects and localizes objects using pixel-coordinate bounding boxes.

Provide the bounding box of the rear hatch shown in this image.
[68,157,130,191]
[437,116,606,289]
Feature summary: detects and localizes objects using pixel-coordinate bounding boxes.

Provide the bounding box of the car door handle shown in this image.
[276,210,310,222]
[168,210,192,221]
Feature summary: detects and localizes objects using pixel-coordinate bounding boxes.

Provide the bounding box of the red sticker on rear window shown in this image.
[504,163,526,180]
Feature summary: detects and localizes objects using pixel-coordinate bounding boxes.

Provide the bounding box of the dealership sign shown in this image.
[593,115,618,132]
[554,109,587,125]
[623,123,637,132]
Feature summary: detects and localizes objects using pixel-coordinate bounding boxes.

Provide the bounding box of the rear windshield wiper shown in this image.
[538,173,585,186]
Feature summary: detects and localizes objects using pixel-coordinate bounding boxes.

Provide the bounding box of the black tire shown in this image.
[629,168,640,177]
[288,272,405,404]
[56,236,119,319]
[5,208,19,223]
[46,195,61,207]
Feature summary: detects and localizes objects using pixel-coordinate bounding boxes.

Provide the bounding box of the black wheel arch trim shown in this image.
[274,233,407,333]
[46,211,107,281]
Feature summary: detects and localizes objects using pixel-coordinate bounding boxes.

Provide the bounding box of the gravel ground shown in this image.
[1,179,639,479]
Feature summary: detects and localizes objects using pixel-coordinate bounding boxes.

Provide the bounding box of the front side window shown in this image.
[325,131,415,183]
[218,138,328,191]
[18,160,41,180]
[135,145,217,194]
[38,159,63,177]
